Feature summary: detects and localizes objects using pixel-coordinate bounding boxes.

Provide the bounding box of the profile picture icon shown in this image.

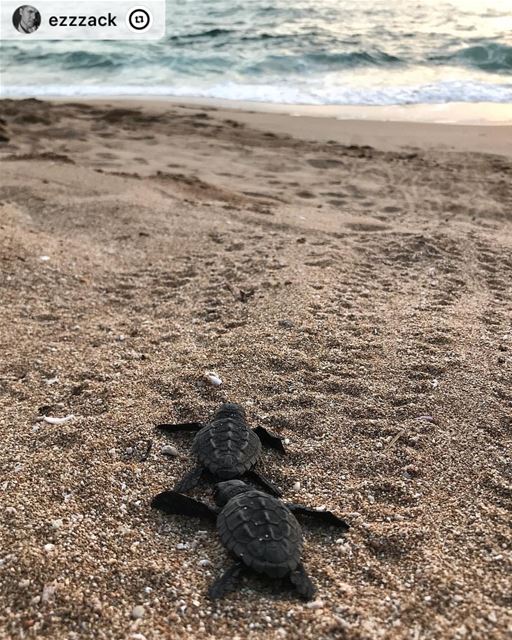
[12,5,41,34]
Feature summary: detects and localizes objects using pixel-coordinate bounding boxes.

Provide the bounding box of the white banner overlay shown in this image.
[1,0,165,40]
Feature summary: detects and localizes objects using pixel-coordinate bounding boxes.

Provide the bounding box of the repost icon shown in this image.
[127,6,152,32]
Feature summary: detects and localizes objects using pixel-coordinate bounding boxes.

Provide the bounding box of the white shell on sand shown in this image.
[43,415,75,425]
[131,605,144,620]
[205,372,222,386]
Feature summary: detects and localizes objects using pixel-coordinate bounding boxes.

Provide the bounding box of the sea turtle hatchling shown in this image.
[151,479,349,600]
[157,402,285,496]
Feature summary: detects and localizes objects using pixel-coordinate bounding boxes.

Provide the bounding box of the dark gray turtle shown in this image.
[157,403,285,496]
[151,479,349,600]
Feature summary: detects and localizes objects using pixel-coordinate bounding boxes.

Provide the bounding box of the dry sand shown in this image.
[0,98,511,640]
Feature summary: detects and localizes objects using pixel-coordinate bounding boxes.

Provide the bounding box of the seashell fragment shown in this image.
[205,372,222,386]
[43,414,75,425]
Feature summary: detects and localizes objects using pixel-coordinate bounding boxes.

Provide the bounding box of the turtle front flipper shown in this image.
[289,563,316,601]
[157,422,204,433]
[244,469,282,497]
[151,490,217,522]
[286,503,349,530]
[253,426,286,454]
[208,561,245,599]
[174,466,205,492]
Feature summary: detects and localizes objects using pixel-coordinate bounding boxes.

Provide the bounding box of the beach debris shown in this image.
[42,414,74,425]
[41,584,56,604]
[226,282,255,302]
[160,444,178,457]
[124,439,152,462]
[156,403,286,495]
[151,480,349,601]
[205,372,222,386]
[131,605,144,620]
[39,255,50,262]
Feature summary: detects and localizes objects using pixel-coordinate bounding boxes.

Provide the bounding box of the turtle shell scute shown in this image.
[217,490,302,578]
[192,417,261,477]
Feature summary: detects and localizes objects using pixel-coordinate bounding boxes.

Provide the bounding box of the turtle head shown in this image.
[214,480,251,506]
[213,403,246,421]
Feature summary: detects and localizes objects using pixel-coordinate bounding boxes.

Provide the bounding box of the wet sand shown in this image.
[0,98,511,640]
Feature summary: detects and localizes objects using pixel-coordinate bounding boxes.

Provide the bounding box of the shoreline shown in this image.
[6,95,511,125]
[45,98,512,157]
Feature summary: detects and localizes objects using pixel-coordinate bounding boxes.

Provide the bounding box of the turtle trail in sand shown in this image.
[151,480,349,600]
[157,403,286,496]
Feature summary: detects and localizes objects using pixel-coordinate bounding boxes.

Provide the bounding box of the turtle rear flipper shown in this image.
[245,469,282,497]
[151,490,217,522]
[286,503,349,530]
[253,426,286,454]
[289,563,316,601]
[208,561,245,599]
[157,422,203,433]
[174,466,205,492]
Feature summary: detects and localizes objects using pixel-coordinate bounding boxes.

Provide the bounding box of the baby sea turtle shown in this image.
[157,403,285,496]
[151,479,349,600]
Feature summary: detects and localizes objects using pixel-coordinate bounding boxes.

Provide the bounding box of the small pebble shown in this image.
[284,438,290,445]
[205,372,222,386]
[292,481,301,491]
[39,255,50,261]
[5,507,17,516]
[41,584,56,603]
[176,543,188,550]
[161,445,178,457]
[307,599,325,609]
[43,543,55,553]
[19,579,30,588]
[51,519,63,529]
[131,605,144,620]
[198,559,210,567]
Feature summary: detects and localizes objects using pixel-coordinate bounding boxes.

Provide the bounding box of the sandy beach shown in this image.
[0,98,511,639]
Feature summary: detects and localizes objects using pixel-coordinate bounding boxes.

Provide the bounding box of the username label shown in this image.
[2,0,165,39]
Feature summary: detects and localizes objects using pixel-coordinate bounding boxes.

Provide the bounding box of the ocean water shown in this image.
[1,0,511,105]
